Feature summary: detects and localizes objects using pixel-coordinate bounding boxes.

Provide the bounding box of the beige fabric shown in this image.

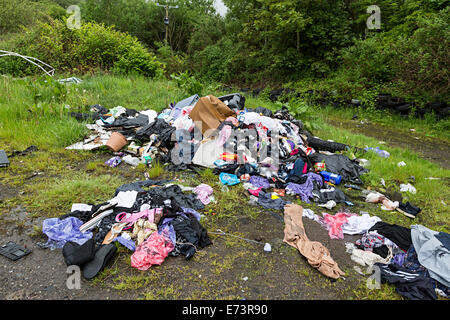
[189,95,236,137]
[283,203,345,279]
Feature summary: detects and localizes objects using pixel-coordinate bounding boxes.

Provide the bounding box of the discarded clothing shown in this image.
[249,175,270,189]
[369,222,412,252]
[170,214,212,259]
[411,224,450,287]
[375,263,437,300]
[345,242,392,269]
[435,232,450,251]
[309,153,368,184]
[257,191,288,210]
[130,229,174,270]
[219,172,240,186]
[283,204,345,279]
[42,217,93,249]
[194,184,214,205]
[341,213,382,235]
[286,172,323,203]
[322,212,354,240]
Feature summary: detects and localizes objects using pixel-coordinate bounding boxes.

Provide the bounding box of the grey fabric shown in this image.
[411,224,450,287]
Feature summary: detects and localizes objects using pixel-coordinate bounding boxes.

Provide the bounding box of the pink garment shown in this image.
[116,208,163,227]
[322,212,354,239]
[248,187,263,197]
[194,183,214,205]
[225,116,239,126]
[130,230,174,270]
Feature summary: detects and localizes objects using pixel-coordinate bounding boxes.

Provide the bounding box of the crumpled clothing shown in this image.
[322,212,354,239]
[131,218,158,246]
[170,214,212,259]
[194,184,214,205]
[248,187,263,197]
[345,242,392,269]
[42,217,93,249]
[248,175,270,189]
[411,224,450,288]
[130,229,174,270]
[217,124,232,147]
[283,204,345,279]
[286,172,323,203]
[257,191,287,210]
[356,231,391,252]
[341,213,382,235]
[365,192,399,210]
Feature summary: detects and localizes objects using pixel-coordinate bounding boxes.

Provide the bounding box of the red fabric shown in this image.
[130,231,174,270]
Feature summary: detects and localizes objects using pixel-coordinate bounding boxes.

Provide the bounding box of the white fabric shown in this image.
[345,243,391,269]
[109,191,138,209]
[342,213,382,235]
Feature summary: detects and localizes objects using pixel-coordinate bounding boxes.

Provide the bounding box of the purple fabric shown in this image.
[286,172,323,203]
[158,208,201,246]
[249,176,270,189]
[194,184,214,205]
[392,252,406,266]
[42,217,93,249]
[114,236,136,251]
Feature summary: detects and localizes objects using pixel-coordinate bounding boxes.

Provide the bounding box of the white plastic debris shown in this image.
[400,183,417,194]
[264,243,272,252]
[318,200,336,210]
[397,161,407,167]
[122,155,140,167]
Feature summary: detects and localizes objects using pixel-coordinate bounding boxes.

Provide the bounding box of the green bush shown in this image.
[0,19,164,78]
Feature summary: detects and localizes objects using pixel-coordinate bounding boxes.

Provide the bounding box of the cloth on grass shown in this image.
[369,221,412,252]
[283,204,345,279]
[170,214,212,260]
[345,242,392,269]
[194,184,214,205]
[257,191,287,210]
[375,262,437,300]
[411,224,450,288]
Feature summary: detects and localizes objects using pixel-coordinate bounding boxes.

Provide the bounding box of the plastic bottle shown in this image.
[320,171,342,185]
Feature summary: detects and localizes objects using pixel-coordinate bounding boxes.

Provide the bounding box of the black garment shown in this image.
[114,179,170,196]
[218,93,245,110]
[257,191,288,210]
[375,263,437,300]
[435,232,450,251]
[311,181,347,204]
[369,222,412,252]
[133,185,205,214]
[236,163,257,177]
[104,114,149,129]
[309,153,368,184]
[212,164,239,175]
[170,215,212,259]
[398,201,421,217]
[62,238,95,266]
[305,135,351,153]
[135,118,176,145]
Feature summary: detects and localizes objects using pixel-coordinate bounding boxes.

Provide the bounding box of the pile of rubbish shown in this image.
[35,92,449,299]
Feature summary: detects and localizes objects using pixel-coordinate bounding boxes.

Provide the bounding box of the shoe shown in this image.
[82,243,117,280]
[397,201,421,219]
